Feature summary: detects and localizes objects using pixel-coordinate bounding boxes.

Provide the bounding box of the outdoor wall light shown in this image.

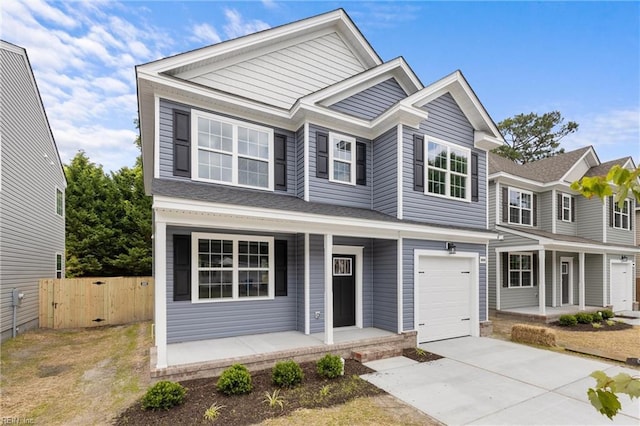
[446,242,457,255]
[621,255,628,262]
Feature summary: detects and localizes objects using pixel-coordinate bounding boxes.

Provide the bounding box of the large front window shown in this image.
[192,233,274,302]
[509,253,533,287]
[426,139,470,200]
[193,111,273,190]
[329,132,355,184]
[508,188,533,225]
[613,199,630,230]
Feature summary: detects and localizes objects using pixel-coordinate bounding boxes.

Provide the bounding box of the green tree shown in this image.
[493,111,578,164]
[571,164,640,205]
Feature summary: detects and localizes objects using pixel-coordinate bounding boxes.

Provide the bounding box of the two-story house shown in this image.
[136,9,504,376]
[488,147,638,318]
[0,41,66,341]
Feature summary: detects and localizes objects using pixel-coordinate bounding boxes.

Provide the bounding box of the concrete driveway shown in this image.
[361,337,640,425]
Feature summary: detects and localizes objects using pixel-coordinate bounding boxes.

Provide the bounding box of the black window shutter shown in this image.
[413,134,424,191]
[356,142,366,186]
[502,187,509,223]
[532,253,538,287]
[502,252,509,288]
[609,196,614,227]
[274,134,287,191]
[557,193,563,220]
[275,240,288,297]
[629,201,633,230]
[471,152,479,202]
[316,132,329,179]
[173,234,191,301]
[532,194,538,226]
[173,110,191,177]
[571,197,576,222]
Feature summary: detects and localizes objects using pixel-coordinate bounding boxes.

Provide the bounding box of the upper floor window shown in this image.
[329,132,355,185]
[613,199,630,230]
[508,188,533,226]
[561,194,572,222]
[56,187,64,217]
[426,138,470,201]
[192,110,274,190]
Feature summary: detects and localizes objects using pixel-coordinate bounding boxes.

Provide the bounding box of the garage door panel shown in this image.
[611,262,632,312]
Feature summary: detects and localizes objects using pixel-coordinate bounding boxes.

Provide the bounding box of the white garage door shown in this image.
[611,262,633,312]
[417,256,473,343]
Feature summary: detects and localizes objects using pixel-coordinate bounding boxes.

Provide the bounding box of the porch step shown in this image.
[352,345,402,363]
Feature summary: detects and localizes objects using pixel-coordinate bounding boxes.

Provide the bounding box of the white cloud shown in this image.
[21,0,78,29]
[190,23,222,44]
[223,9,270,39]
[261,0,278,10]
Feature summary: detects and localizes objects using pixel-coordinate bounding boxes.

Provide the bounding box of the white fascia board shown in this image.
[495,244,545,253]
[559,147,598,182]
[153,195,498,243]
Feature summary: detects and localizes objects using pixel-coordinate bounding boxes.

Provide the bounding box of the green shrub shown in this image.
[141,381,186,410]
[216,364,253,395]
[600,309,615,320]
[272,360,304,388]
[316,354,343,379]
[576,312,594,324]
[558,314,577,326]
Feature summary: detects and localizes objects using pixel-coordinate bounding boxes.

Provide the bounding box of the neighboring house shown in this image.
[0,41,66,341]
[488,148,638,317]
[136,9,504,372]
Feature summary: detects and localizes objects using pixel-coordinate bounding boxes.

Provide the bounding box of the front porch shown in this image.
[492,305,605,323]
[151,327,417,381]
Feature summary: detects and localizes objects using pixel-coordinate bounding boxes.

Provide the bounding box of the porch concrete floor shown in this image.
[167,327,396,367]
[500,305,602,316]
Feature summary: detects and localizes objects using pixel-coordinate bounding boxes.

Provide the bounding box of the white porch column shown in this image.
[154,220,168,369]
[538,249,546,315]
[495,250,501,310]
[397,237,403,334]
[324,234,334,345]
[551,250,557,307]
[579,252,586,310]
[304,233,310,335]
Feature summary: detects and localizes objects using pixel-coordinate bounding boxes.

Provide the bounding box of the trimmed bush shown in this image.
[558,314,578,326]
[142,381,186,411]
[600,309,614,320]
[272,360,304,388]
[575,312,594,324]
[316,354,343,379]
[217,364,253,395]
[511,324,556,347]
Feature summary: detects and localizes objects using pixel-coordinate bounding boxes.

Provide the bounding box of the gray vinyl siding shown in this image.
[539,191,554,233]
[0,46,66,341]
[165,227,298,343]
[308,234,325,334]
[372,127,397,216]
[585,254,605,306]
[403,239,487,331]
[488,233,537,310]
[158,99,297,196]
[402,93,487,228]
[372,239,397,332]
[489,182,497,227]
[576,195,604,241]
[329,78,407,120]
[307,124,372,209]
[606,198,635,245]
[555,192,577,236]
[334,237,374,328]
[296,126,305,199]
[183,32,367,110]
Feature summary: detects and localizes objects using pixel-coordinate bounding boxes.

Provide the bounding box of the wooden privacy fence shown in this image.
[39,277,154,329]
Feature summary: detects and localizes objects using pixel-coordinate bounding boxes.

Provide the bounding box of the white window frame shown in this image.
[55,253,63,279]
[561,194,572,222]
[191,110,274,191]
[191,232,274,303]
[328,132,356,185]
[508,187,533,226]
[55,187,64,217]
[508,252,534,288]
[425,136,471,202]
[613,199,630,230]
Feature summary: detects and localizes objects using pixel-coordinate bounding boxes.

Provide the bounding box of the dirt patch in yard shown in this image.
[0,322,152,424]
[402,347,443,362]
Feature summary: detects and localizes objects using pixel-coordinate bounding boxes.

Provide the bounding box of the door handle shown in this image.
[461,318,470,321]
[418,323,425,326]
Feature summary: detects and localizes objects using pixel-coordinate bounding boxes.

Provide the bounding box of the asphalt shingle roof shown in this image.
[583,157,632,177]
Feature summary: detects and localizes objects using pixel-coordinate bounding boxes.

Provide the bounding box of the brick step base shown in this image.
[352,345,402,363]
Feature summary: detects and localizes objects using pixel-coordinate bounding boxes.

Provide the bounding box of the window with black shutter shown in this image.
[356,142,366,186]
[413,134,424,191]
[173,110,191,177]
[275,240,288,296]
[274,134,287,191]
[173,234,191,301]
[471,152,479,201]
[316,132,329,179]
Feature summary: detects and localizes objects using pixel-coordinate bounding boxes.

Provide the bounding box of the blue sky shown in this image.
[3,0,638,172]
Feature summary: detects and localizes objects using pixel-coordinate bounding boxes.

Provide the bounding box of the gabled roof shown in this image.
[584,156,635,177]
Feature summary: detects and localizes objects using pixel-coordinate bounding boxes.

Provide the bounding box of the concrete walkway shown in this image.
[362,337,640,425]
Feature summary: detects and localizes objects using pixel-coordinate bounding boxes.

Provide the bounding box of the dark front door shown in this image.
[561,261,569,304]
[333,255,356,327]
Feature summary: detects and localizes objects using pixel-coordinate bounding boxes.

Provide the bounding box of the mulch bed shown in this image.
[402,347,443,362]
[548,321,633,332]
[115,360,384,425]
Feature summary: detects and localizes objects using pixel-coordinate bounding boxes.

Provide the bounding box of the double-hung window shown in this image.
[56,187,64,217]
[426,138,470,200]
[613,199,630,230]
[561,194,572,222]
[329,132,355,184]
[193,111,274,190]
[56,253,63,279]
[192,233,274,302]
[508,188,533,225]
[509,253,533,287]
